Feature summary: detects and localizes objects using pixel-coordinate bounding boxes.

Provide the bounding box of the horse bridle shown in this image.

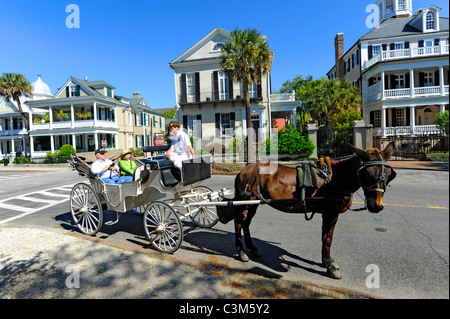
[357,149,396,194]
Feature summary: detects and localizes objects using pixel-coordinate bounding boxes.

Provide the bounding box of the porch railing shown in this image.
[376,125,442,137]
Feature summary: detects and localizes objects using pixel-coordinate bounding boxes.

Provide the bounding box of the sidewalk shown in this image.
[0,225,372,299]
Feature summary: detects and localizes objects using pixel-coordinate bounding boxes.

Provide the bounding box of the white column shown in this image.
[439,66,445,96]
[22,136,26,155]
[93,102,98,127]
[71,104,75,128]
[11,138,15,153]
[410,106,415,135]
[410,68,415,98]
[381,70,385,100]
[72,134,76,150]
[49,106,53,130]
[440,104,446,113]
[9,116,13,135]
[381,107,387,137]
[50,135,55,153]
[94,133,98,150]
[30,136,34,158]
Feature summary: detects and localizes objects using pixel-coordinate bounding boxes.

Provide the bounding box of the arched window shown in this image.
[426,11,435,30]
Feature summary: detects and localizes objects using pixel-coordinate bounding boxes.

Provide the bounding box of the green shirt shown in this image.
[119,160,137,176]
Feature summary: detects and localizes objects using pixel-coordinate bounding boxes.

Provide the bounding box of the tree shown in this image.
[220,28,273,163]
[0,73,33,131]
[435,110,449,136]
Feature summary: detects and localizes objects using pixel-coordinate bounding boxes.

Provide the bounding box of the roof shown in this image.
[361,16,449,41]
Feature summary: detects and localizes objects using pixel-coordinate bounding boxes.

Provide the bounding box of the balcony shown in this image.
[366,84,448,103]
[270,92,295,102]
[363,44,449,70]
[374,125,442,137]
[178,90,262,106]
[30,119,117,131]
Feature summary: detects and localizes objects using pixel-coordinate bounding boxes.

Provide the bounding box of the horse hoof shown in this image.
[331,261,340,270]
[238,251,249,262]
[327,268,342,279]
[250,248,261,258]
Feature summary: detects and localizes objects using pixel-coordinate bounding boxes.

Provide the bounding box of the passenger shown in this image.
[165,120,195,170]
[90,149,128,184]
[119,150,135,182]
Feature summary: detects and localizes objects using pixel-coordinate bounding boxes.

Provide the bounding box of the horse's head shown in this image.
[348,142,397,213]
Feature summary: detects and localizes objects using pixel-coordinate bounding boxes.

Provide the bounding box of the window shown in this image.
[186,73,196,102]
[373,110,381,128]
[424,72,434,86]
[128,134,133,148]
[395,74,405,89]
[136,112,141,126]
[127,111,132,126]
[351,50,359,68]
[248,82,258,98]
[220,113,231,136]
[69,85,78,97]
[373,45,381,57]
[398,0,406,10]
[396,109,405,126]
[211,42,224,52]
[425,39,434,54]
[426,11,435,30]
[218,72,229,100]
[395,42,404,50]
[386,0,394,14]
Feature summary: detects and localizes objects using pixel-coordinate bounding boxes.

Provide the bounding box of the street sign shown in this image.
[154,136,164,146]
[101,140,107,147]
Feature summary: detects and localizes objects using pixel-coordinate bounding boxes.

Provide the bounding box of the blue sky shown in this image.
[1,0,448,110]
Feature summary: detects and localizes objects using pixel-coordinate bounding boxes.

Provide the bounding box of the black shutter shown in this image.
[368,45,373,60]
[390,75,396,89]
[230,112,235,131]
[418,40,424,47]
[405,41,410,49]
[76,85,80,96]
[228,77,233,100]
[180,74,187,104]
[196,114,202,138]
[382,44,387,51]
[195,72,200,102]
[434,38,440,46]
[392,109,397,127]
[213,71,219,101]
[406,108,410,126]
[369,77,374,86]
[435,71,440,86]
[419,72,425,87]
[66,87,69,97]
[390,43,395,50]
[385,75,389,89]
[370,111,375,126]
[405,73,410,88]
[257,84,262,98]
[182,115,188,133]
[215,113,221,138]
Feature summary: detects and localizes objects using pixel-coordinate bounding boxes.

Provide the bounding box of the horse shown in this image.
[220,142,396,279]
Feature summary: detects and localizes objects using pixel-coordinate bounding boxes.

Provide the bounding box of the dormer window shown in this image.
[398,0,406,10]
[426,11,435,30]
[211,42,224,52]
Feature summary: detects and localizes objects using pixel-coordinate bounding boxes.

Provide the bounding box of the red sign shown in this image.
[154,136,164,146]
[101,140,107,147]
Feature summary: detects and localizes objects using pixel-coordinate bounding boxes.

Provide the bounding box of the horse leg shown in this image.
[243,205,261,258]
[321,212,342,279]
[234,207,249,262]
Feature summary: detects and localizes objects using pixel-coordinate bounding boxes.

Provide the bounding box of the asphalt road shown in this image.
[0,168,448,299]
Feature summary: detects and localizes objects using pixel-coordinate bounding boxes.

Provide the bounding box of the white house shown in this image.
[169,27,299,150]
[328,0,449,138]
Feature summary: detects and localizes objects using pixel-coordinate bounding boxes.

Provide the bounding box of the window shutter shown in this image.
[182,115,188,132]
[368,45,373,60]
[434,38,440,46]
[66,87,69,97]
[435,71,440,86]
[195,72,200,102]
[390,75,396,89]
[257,84,262,98]
[418,40,424,48]
[405,41,410,49]
[228,77,234,100]
[406,108,410,126]
[392,109,397,127]
[419,72,425,87]
[215,113,221,138]
[370,111,375,126]
[196,114,202,138]
[230,112,235,134]
[213,71,219,101]
[135,113,137,126]
[180,74,187,104]
[76,85,80,96]
[141,112,144,126]
[382,44,387,51]
[405,73,410,88]
[390,43,395,50]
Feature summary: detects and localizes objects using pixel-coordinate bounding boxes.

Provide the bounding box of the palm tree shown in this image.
[0,73,33,131]
[220,28,273,163]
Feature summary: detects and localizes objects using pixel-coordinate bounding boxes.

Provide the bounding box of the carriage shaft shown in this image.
[188,196,351,207]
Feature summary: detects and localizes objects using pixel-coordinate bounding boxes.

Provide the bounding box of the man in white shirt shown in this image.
[90,149,127,184]
[165,121,195,170]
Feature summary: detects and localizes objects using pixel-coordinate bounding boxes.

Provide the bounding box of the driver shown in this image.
[90,149,127,184]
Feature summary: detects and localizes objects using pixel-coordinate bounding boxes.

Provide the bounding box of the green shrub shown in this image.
[262,126,315,156]
[14,156,31,164]
[44,144,76,163]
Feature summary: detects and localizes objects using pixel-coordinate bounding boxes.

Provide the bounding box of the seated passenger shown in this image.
[165,121,195,177]
[119,150,135,182]
[90,149,128,184]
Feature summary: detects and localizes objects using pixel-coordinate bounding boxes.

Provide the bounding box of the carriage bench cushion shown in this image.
[297,162,319,189]
[142,158,173,170]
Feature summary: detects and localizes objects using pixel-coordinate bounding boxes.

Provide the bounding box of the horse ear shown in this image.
[347,143,370,161]
[383,142,395,161]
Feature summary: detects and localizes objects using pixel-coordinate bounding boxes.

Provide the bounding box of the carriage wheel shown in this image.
[70,183,103,236]
[188,186,219,228]
[143,201,183,253]
[132,203,149,215]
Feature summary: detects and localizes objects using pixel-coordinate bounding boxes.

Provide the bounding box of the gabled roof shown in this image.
[169,27,230,66]
[361,14,448,41]
[53,76,116,99]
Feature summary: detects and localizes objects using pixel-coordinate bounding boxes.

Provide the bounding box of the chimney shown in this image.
[84,76,88,81]
[334,33,344,79]
[133,92,140,99]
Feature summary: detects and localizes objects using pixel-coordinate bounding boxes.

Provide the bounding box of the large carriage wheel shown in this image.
[70,183,103,236]
[188,186,219,228]
[143,201,183,253]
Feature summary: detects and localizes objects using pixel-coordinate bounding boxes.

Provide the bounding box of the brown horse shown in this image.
[225,142,396,279]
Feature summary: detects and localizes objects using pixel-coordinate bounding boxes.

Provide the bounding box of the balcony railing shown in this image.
[366,85,448,102]
[363,44,449,70]
[270,92,295,102]
[30,119,117,131]
[375,125,442,137]
[179,90,262,105]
